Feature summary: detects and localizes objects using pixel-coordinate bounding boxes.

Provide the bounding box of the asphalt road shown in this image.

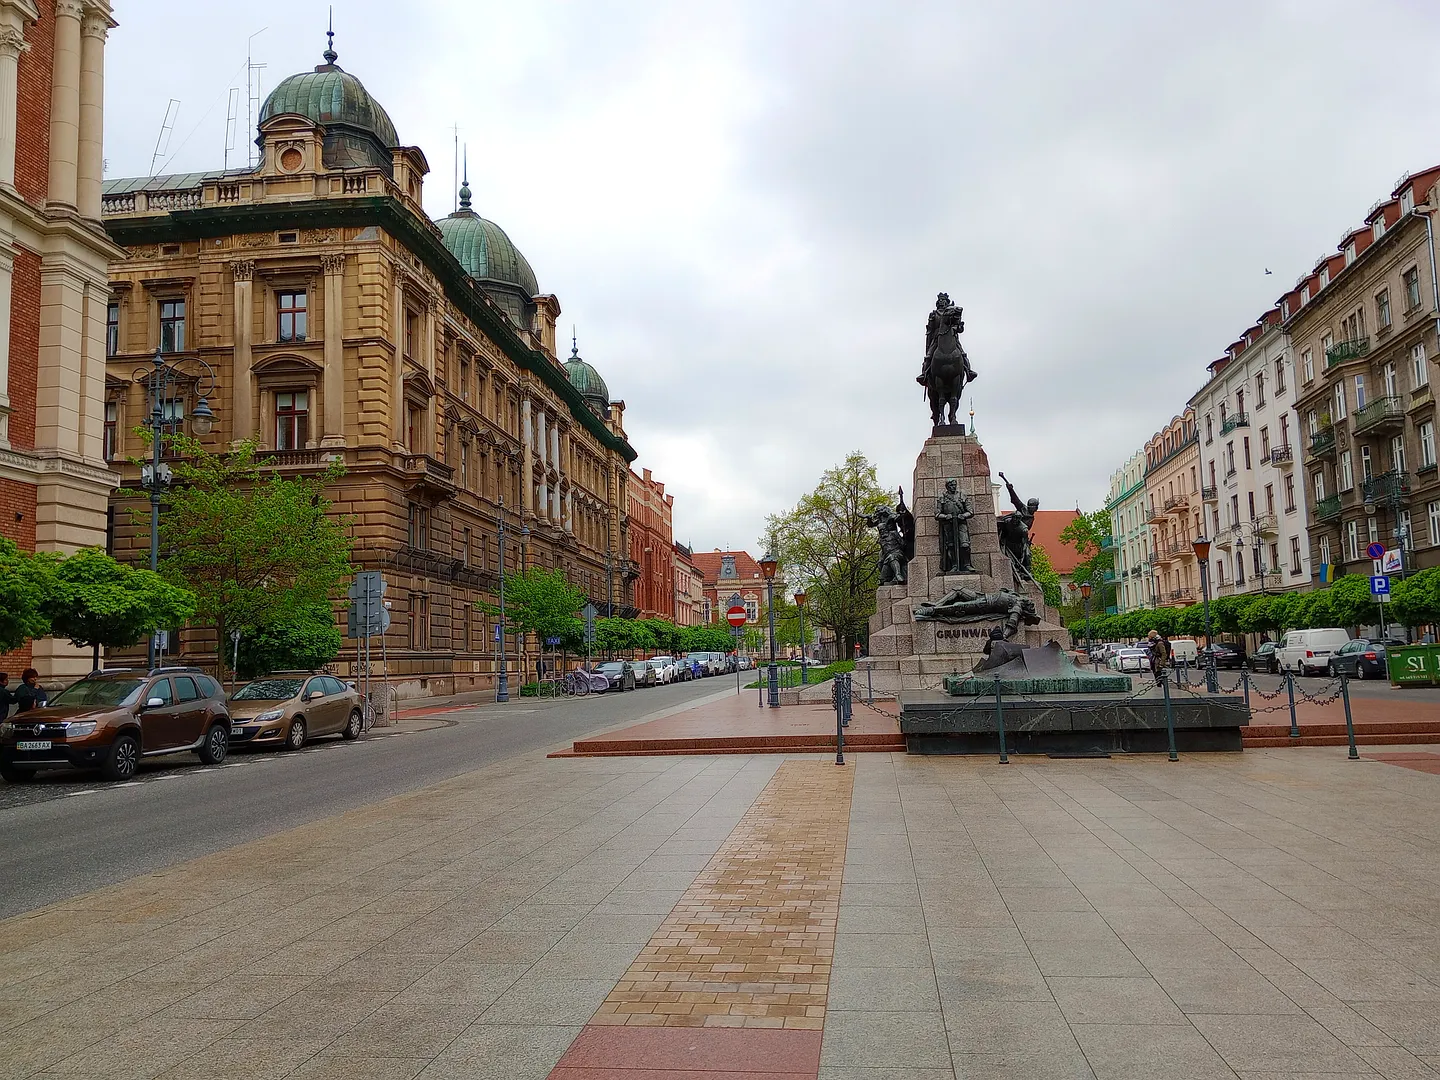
[0,677,734,920]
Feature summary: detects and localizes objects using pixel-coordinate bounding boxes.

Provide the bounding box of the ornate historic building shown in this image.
[627,466,673,620]
[672,542,703,626]
[1142,410,1203,608]
[693,549,785,653]
[0,0,120,680]
[101,37,637,694]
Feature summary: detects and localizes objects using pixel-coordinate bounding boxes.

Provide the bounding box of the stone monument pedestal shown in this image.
[858,430,1068,697]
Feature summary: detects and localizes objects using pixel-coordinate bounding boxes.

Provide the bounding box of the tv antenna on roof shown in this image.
[223,87,240,170]
[150,99,179,175]
[246,27,267,168]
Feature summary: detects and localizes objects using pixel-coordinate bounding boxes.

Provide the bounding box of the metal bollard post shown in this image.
[1161,669,1178,762]
[835,676,845,766]
[866,664,873,705]
[993,675,1009,764]
[1241,669,1250,710]
[1340,672,1359,761]
[1286,670,1299,738]
[768,663,780,709]
[841,672,852,727]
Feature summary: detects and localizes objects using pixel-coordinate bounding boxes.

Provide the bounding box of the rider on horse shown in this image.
[917,293,976,388]
[918,292,977,427]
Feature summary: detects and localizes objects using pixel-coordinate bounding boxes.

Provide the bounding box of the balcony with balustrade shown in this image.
[1307,427,1337,460]
[1325,337,1370,369]
[1145,502,1166,525]
[1167,588,1196,604]
[1201,485,1218,501]
[1315,495,1343,522]
[1352,396,1405,435]
[1362,470,1411,506]
[1220,412,1249,436]
[1267,445,1293,467]
[1163,492,1190,515]
[1254,513,1278,535]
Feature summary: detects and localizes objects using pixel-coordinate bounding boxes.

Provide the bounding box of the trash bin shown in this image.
[1387,644,1440,687]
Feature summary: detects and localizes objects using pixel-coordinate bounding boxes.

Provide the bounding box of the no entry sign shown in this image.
[727,604,747,627]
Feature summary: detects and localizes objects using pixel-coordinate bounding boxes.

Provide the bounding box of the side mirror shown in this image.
[144,697,165,709]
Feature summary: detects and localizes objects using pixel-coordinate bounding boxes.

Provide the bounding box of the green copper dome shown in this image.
[563,336,610,413]
[258,35,398,169]
[435,180,540,306]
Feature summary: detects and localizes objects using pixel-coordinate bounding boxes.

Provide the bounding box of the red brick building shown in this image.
[1,0,121,679]
[627,467,674,620]
[692,549,785,652]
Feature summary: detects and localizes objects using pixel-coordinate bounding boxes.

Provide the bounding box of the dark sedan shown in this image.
[1327,639,1402,680]
[1199,644,1244,670]
[594,661,637,691]
[1247,642,1278,674]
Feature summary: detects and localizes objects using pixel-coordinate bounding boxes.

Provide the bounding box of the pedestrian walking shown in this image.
[0,673,12,720]
[1147,630,1170,682]
[14,668,46,713]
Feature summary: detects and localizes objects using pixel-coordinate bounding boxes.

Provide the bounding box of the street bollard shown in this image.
[866,664,874,705]
[1340,672,1359,761]
[841,672,852,727]
[1241,669,1250,710]
[993,675,1009,764]
[768,663,780,709]
[1286,670,1299,738]
[1161,669,1178,762]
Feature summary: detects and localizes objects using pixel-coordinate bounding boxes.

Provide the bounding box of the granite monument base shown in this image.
[899,690,1249,755]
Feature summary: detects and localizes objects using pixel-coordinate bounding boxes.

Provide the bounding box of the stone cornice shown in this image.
[103,195,638,463]
[0,446,118,489]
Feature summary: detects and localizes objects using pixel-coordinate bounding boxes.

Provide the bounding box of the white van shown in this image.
[1276,628,1352,675]
[1169,637,1199,664]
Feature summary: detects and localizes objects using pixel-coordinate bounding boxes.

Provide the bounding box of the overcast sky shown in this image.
[104,0,1440,554]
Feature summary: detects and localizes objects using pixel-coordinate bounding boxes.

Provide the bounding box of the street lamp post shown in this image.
[760,553,779,708]
[135,348,217,670]
[1079,581,1093,663]
[496,498,508,703]
[794,590,807,685]
[1193,537,1218,693]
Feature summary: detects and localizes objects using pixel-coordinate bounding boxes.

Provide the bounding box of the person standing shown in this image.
[0,673,11,720]
[1147,630,1166,681]
[14,668,47,713]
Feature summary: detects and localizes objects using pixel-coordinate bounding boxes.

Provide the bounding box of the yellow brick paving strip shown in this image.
[590,759,853,1030]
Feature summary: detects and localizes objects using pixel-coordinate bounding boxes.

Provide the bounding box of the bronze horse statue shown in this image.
[921,298,976,428]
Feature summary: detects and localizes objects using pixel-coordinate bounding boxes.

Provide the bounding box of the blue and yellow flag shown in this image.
[1318,563,1336,584]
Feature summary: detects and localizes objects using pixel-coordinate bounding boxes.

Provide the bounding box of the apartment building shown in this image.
[1142,410,1202,607]
[1107,449,1152,612]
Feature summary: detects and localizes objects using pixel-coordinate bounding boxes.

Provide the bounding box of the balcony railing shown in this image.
[1201,485,1218,501]
[1146,503,1166,524]
[1315,495,1343,521]
[1325,337,1371,367]
[1254,512,1278,534]
[1268,445,1293,466]
[1352,395,1405,434]
[1220,412,1250,435]
[1308,427,1337,458]
[1163,493,1190,514]
[1168,589,1195,603]
[1362,470,1411,506]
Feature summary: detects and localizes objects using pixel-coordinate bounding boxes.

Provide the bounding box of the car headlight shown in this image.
[253,709,284,723]
[63,721,96,737]
[0,722,13,736]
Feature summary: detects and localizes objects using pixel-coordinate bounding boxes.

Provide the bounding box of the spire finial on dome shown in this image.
[571,325,579,359]
[458,145,471,211]
[323,7,338,66]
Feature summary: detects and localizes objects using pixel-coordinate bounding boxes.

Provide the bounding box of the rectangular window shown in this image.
[103,402,117,461]
[1275,357,1287,392]
[1284,474,1296,511]
[1280,414,1290,447]
[106,302,119,357]
[405,309,420,359]
[406,405,424,452]
[1346,520,1359,562]
[1290,536,1302,573]
[1313,471,1326,501]
[1205,415,1213,444]
[409,594,429,650]
[277,290,307,342]
[1422,421,1436,469]
[1302,349,1313,382]
[274,391,309,450]
[1260,426,1270,458]
[159,298,185,353]
[1377,288,1392,328]
[1354,375,1366,410]
[1255,373,1266,406]
[1400,509,1413,550]
[1392,434,1406,473]
[408,503,430,550]
[1339,450,1353,491]
[1368,517,1379,546]
[1243,437,1251,470]
[1361,445,1373,481]
[1319,536,1331,568]
[459,355,471,401]
[461,527,471,567]
[1268,542,1279,572]
[1334,382,1347,421]
[1265,484,1275,515]
[1414,343,1429,388]
[1430,500,1440,545]
[745,599,758,622]
[1247,491,1256,520]
[1405,267,1422,310]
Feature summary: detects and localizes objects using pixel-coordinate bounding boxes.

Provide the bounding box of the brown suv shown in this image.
[0,667,231,783]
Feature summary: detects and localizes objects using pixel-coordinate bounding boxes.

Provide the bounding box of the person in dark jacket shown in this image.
[0,673,12,720]
[14,668,46,713]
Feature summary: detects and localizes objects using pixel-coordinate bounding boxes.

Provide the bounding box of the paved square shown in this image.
[3,745,1440,1078]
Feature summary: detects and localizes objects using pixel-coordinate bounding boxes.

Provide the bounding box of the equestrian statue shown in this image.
[917,292,978,428]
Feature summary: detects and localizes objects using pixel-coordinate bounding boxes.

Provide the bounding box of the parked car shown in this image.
[228,673,363,750]
[1110,647,1151,674]
[1197,644,1243,670]
[0,667,231,783]
[1276,628,1351,676]
[595,661,637,691]
[1247,642,1279,674]
[1327,638,1404,680]
[648,657,675,685]
[1169,637,1199,664]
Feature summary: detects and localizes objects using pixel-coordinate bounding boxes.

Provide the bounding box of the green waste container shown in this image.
[1388,644,1440,687]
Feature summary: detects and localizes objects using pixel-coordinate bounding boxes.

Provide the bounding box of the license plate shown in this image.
[16,740,51,751]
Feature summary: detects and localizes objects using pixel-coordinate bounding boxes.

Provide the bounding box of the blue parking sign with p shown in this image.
[1370,574,1390,596]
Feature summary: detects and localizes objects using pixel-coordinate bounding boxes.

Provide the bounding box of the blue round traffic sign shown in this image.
[1367,541,1386,560]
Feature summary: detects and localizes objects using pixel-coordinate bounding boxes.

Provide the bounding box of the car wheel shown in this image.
[342,708,363,740]
[0,760,32,783]
[197,723,229,765]
[1327,661,1336,677]
[285,718,307,751]
[1355,663,1366,681]
[103,734,140,781]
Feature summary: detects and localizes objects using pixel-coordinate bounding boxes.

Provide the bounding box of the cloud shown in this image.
[103,0,1440,548]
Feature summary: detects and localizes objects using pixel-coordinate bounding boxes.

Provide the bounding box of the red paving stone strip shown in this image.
[1365,750,1440,774]
[553,695,903,757]
[545,760,852,1079]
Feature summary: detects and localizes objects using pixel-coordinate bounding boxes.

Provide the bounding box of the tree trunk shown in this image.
[92,641,101,673]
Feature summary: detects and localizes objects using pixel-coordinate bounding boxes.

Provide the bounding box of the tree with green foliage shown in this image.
[44,548,197,670]
[235,602,343,679]
[481,567,586,653]
[1030,544,1064,609]
[1391,568,1440,630]
[1059,508,1115,607]
[1323,574,1378,629]
[680,623,738,653]
[639,618,683,655]
[145,435,354,681]
[764,451,891,658]
[0,537,55,653]
[595,616,655,655]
